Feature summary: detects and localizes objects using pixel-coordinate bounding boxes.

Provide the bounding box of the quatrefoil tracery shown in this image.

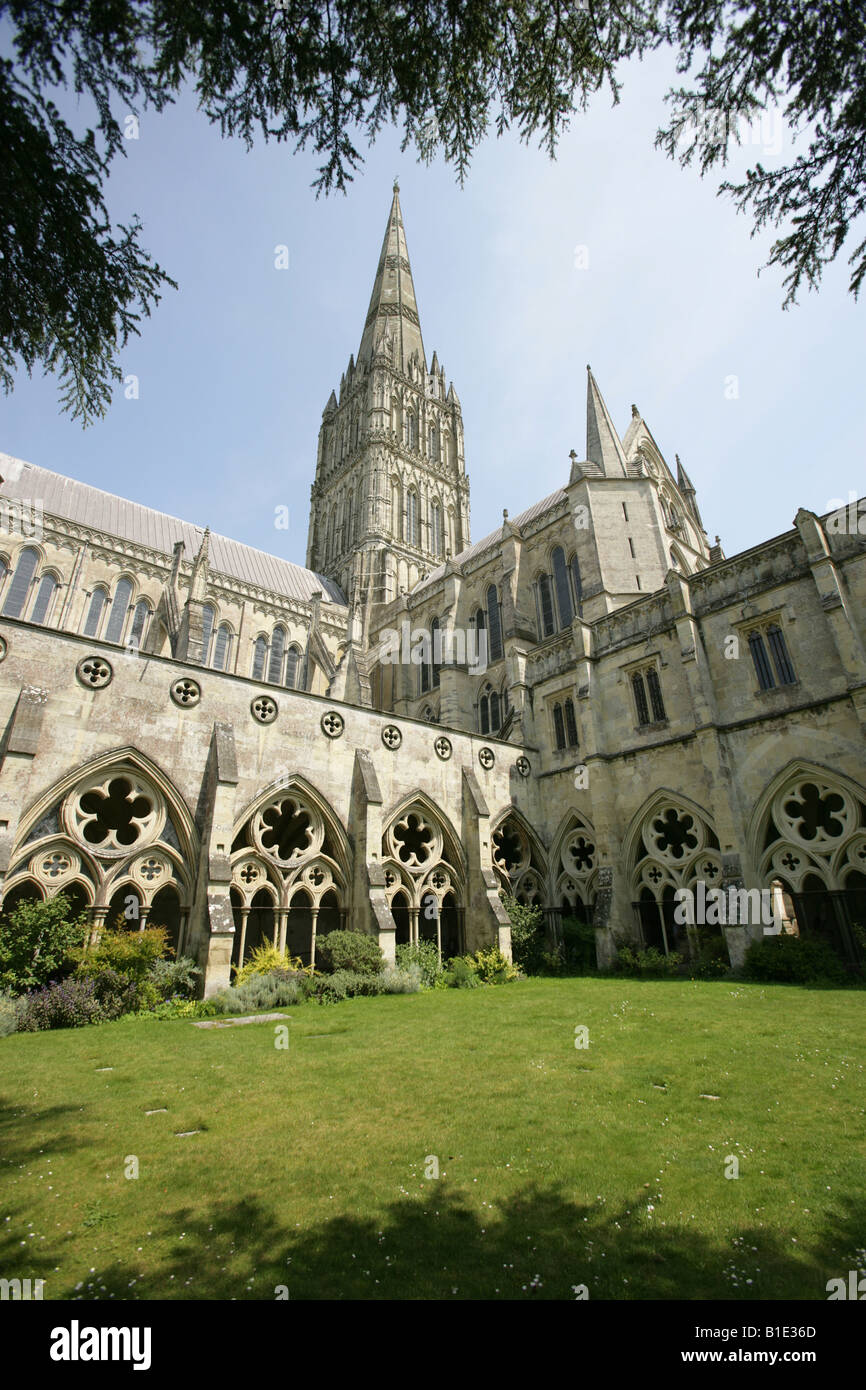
[30,845,81,887]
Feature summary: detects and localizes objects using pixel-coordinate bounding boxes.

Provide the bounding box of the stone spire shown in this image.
[585,365,628,477]
[676,454,704,530]
[356,182,426,374]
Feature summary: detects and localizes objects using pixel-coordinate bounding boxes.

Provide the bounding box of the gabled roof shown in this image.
[0,454,347,607]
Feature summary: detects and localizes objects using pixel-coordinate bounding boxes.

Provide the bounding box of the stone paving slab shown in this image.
[192,1012,289,1029]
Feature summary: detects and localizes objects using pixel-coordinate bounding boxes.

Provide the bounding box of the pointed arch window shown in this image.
[431,501,443,558]
[552,546,573,627]
[570,552,584,616]
[83,587,109,638]
[632,671,650,726]
[647,669,666,721]
[343,490,353,551]
[429,424,439,461]
[480,690,490,735]
[2,547,39,618]
[748,631,774,690]
[212,623,232,671]
[30,573,58,625]
[392,480,402,540]
[631,665,666,726]
[553,703,566,750]
[104,577,133,645]
[252,635,268,681]
[490,691,500,732]
[486,584,503,661]
[564,697,578,748]
[538,574,555,638]
[406,491,419,547]
[285,644,302,690]
[199,604,215,665]
[766,624,796,686]
[128,599,150,650]
[431,617,441,687]
[268,626,286,684]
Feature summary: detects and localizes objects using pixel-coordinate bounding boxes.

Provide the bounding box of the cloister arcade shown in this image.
[2,752,194,952]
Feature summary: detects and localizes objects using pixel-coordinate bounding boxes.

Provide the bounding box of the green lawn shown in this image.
[1,978,864,1300]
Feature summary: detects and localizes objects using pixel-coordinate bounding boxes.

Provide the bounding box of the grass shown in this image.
[1,977,864,1300]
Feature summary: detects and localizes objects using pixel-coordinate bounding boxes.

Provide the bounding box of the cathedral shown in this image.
[1,184,864,994]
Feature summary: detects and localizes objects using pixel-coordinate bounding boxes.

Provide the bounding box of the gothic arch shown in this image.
[14,747,198,866]
[4,750,195,940]
[229,774,351,966]
[624,789,722,957]
[382,790,465,878]
[231,774,352,883]
[747,761,866,966]
[548,811,599,914]
[381,792,465,955]
[490,807,548,905]
[750,761,866,894]
[632,434,665,477]
[626,789,721,903]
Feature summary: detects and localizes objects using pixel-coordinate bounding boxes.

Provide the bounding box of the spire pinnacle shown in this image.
[356,186,426,374]
[586,368,627,477]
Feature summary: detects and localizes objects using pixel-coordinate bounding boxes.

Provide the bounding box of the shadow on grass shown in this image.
[59,1185,866,1302]
[0,1094,102,1281]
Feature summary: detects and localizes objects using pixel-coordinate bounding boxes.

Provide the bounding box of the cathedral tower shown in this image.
[306,183,470,605]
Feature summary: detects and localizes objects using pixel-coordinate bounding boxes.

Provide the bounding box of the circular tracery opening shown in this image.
[393,813,434,867]
[77,778,153,848]
[259,797,315,863]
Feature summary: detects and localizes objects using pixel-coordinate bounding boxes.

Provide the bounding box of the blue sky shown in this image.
[3,45,865,569]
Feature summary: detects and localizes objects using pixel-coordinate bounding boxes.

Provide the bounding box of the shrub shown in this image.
[211,972,301,1015]
[561,915,598,972]
[309,972,349,1004]
[442,956,480,989]
[0,991,22,1036]
[148,997,218,1020]
[613,945,682,978]
[396,940,443,988]
[690,934,731,980]
[742,934,848,985]
[233,940,305,986]
[315,930,384,976]
[89,967,142,1018]
[538,946,566,975]
[148,956,202,1000]
[503,895,546,975]
[73,926,172,984]
[382,962,422,994]
[465,946,519,984]
[0,893,90,993]
[309,969,385,1003]
[20,976,101,1031]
